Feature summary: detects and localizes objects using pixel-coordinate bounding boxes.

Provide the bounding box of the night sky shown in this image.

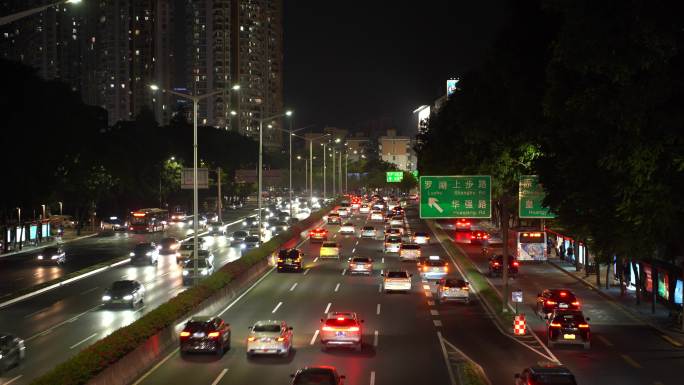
[283,0,509,135]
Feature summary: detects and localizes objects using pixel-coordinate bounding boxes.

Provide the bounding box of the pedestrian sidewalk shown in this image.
[548,256,684,343]
[0,228,97,258]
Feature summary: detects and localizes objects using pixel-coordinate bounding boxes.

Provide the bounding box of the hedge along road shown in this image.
[0,205,256,298]
[0,212,260,385]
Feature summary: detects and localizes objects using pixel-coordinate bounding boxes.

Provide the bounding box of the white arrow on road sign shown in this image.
[428,197,444,213]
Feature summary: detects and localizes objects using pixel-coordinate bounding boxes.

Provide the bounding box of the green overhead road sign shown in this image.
[386,171,403,183]
[419,175,491,218]
[518,175,555,218]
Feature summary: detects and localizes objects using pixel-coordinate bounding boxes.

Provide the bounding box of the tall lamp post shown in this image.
[150,84,228,285]
[58,201,63,215]
[257,111,293,243]
[306,133,330,204]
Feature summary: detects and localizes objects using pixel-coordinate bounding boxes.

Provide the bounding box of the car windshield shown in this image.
[530,373,576,384]
[402,244,419,250]
[387,236,401,243]
[415,232,428,237]
[180,244,194,250]
[387,271,408,278]
[253,324,281,333]
[245,236,260,243]
[444,279,467,287]
[553,313,584,323]
[43,247,59,254]
[293,372,336,385]
[111,281,134,291]
[551,291,576,301]
[278,249,291,258]
[209,222,222,226]
[322,242,337,248]
[520,233,545,243]
[134,244,152,252]
[342,223,353,226]
[233,231,248,237]
[161,238,176,244]
[363,226,374,231]
[428,260,446,267]
[184,259,209,268]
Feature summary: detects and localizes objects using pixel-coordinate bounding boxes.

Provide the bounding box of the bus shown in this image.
[128,208,168,233]
[516,230,547,261]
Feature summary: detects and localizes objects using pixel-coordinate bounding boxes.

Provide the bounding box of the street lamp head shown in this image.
[335,138,341,143]
[170,156,175,161]
[297,155,302,160]
[66,0,82,4]
[232,84,241,91]
[230,110,237,116]
[267,124,273,129]
[149,84,160,91]
[285,110,293,117]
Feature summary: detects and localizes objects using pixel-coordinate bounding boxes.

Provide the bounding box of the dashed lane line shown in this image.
[211,368,229,385]
[69,333,98,349]
[370,371,376,385]
[621,354,642,369]
[324,302,332,314]
[271,301,282,313]
[433,320,443,327]
[289,282,298,291]
[597,335,613,347]
[661,334,683,348]
[376,303,381,315]
[430,309,440,316]
[374,330,379,347]
[4,375,23,385]
[310,330,320,345]
[334,283,340,292]
[341,269,347,276]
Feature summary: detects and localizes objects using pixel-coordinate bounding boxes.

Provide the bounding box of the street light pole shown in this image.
[58,201,63,216]
[339,151,342,196]
[0,0,81,26]
[323,143,327,199]
[332,147,336,196]
[310,140,313,203]
[345,152,348,194]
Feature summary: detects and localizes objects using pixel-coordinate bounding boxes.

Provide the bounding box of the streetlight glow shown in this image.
[232,84,241,90]
[149,84,159,91]
[230,110,237,116]
[335,138,341,143]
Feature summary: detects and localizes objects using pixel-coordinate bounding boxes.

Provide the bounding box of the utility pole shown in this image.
[332,147,336,196]
[323,143,327,199]
[339,151,342,195]
[345,152,348,193]
[217,167,222,222]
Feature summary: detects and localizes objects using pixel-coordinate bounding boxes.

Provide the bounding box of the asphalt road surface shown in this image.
[448,222,683,385]
[0,207,255,297]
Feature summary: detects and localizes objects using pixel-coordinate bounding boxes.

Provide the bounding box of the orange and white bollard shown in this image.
[513,313,527,335]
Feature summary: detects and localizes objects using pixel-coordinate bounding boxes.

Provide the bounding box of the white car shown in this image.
[389,216,404,227]
[246,320,293,357]
[370,211,384,222]
[399,243,421,261]
[338,207,350,217]
[436,278,470,304]
[383,271,412,292]
[361,226,377,238]
[339,222,355,235]
[412,231,430,244]
[359,205,370,214]
[384,236,402,253]
[320,242,340,259]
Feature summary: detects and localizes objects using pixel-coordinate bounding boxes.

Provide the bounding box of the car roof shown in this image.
[188,316,214,323]
[528,365,574,375]
[328,311,357,319]
[322,242,338,246]
[254,319,283,326]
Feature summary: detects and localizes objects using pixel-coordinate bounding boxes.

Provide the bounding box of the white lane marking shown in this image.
[303,268,310,275]
[427,300,435,306]
[597,335,613,347]
[376,303,381,315]
[289,282,298,291]
[380,269,384,275]
[310,330,320,345]
[370,371,376,385]
[433,320,443,327]
[134,305,146,314]
[334,283,340,292]
[324,302,332,314]
[120,274,129,279]
[4,375,23,385]
[211,368,229,385]
[341,268,347,275]
[381,257,385,264]
[423,284,431,290]
[24,305,52,319]
[313,257,319,263]
[430,309,440,316]
[352,247,356,253]
[69,333,98,349]
[158,271,171,278]
[80,286,99,295]
[26,304,101,342]
[217,268,274,317]
[437,332,459,385]
[272,301,283,313]
[373,330,379,347]
[131,347,180,385]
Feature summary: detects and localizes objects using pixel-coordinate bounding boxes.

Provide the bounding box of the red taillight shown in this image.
[277,337,285,342]
[513,261,520,267]
[180,331,190,337]
[560,291,568,297]
[493,262,500,267]
[348,326,360,332]
[578,323,590,329]
[470,234,476,239]
[549,322,562,328]
[483,234,489,239]
[444,266,449,273]
[247,336,256,341]
[546,300,557,305]
[208,331,220,338]
[422,266,428,272]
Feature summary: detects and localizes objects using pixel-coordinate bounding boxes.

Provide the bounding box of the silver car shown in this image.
[246,320,293,357]
[436,278,470,304]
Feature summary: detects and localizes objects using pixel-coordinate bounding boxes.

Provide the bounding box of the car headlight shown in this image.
[51,255,60,260]
[242,221,247,226]
[37,255,43,260]
[129,252,135,257]
[201,269,208,276]
[240,244,246,249]
[123,295,133,300]
[229,237,234,241]
[145,251,153,256]
[102,295,111,301]
[182,270,189,276]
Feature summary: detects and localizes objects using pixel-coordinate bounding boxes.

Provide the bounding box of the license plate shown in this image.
[563,334,576,340]
[559,303,568,308]
[286,259,292,263]
[335,331,346,337]
[193,332,205,338]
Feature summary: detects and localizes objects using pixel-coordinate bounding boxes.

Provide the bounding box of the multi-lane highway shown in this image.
[449,223,683,385]
[0,206,256,298]
[0,209,258,385]
[128,205,543,385]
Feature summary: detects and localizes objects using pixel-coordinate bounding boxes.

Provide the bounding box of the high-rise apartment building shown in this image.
[379,129,417,172]
[231,0,284,146]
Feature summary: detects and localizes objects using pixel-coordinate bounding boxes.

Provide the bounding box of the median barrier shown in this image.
[30,201,337,385]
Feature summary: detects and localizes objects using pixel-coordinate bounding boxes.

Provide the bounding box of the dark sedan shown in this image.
[180,316,231,356]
